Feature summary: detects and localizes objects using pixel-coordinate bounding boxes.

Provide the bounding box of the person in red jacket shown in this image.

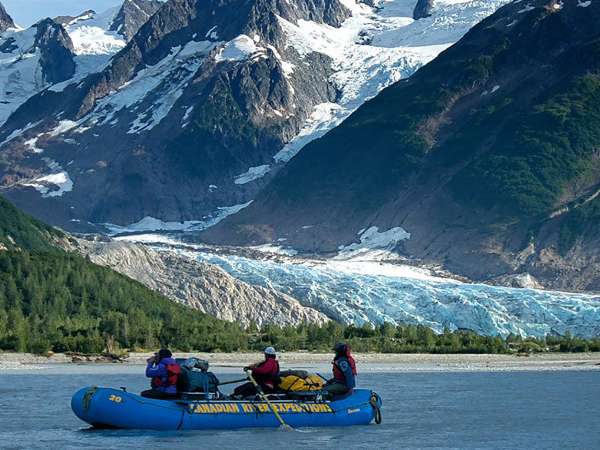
[232,347,280,398]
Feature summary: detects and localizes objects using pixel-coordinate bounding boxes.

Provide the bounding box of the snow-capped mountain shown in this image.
[0,0,509,234]
[0,0,162,126]
[209,0,600,291]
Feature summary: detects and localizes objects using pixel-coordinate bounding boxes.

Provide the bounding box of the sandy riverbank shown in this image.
[2,352,600,372]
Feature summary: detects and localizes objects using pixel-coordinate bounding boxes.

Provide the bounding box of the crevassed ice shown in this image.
[187,249,600,338]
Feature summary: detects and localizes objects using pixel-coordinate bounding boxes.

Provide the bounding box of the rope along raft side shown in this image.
[71,386,382,430]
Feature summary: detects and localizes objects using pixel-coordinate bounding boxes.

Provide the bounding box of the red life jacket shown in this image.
[332,359,345,382]
[252,357,280,389]
[152,362,181,388]
[333,347,357,382]
[347,350,357,376]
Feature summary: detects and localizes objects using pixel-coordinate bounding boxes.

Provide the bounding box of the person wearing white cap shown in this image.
[232,347,280,399]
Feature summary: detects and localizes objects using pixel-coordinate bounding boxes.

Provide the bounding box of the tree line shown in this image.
[1,248,600,355]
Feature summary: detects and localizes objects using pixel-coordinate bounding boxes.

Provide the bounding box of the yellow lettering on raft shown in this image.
[191,403,242,414]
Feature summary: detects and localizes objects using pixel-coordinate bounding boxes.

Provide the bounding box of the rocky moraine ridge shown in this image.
[70,236,329,327]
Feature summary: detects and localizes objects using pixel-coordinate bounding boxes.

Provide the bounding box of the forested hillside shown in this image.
[0,195,246,353]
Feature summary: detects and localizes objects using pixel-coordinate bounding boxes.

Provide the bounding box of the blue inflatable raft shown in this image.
[71,386,382,430]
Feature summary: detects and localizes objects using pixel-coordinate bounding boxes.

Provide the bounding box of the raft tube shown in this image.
[71,386,382,430]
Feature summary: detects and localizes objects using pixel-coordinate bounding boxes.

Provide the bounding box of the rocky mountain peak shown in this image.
[53,9,96,26]
[413,0,434,20]
[0,3,16,33]
[32,18,76,84]
[0,1,15,32]
[109,0,163,40]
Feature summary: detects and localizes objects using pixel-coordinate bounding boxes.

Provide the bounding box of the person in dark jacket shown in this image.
[232,347,280,398]
[324,343,356,396]
[141,348,181,399]
[180,358,220,398]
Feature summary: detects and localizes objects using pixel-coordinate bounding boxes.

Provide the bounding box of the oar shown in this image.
[245,369,293,431]
[217,377,248,386]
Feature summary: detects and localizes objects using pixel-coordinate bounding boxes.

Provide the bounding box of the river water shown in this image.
[1,365,599,449]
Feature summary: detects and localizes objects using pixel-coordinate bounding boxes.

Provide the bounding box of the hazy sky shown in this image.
[3,0,124,27]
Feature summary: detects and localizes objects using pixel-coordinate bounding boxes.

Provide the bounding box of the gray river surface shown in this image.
[1,365,599,449]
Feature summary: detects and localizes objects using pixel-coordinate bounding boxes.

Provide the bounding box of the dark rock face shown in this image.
[0,1,15,32]
[413,0,434,20]
[206,0,600,291]
[33,19,76,84]
[0,0,350,230]
[109,0,163,40]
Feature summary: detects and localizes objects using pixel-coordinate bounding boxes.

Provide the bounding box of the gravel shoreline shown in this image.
[2,352,600,372]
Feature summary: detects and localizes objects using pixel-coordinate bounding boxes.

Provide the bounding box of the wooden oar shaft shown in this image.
[245,370,290,429]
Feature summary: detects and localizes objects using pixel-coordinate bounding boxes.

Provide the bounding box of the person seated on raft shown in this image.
[141,348,181,400]
[180,358,220,398]
[324,343,356,397]
[232,346,280,399]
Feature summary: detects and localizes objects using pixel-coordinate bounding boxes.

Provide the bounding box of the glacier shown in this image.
[115,233,600,338]
[189,250,600,338]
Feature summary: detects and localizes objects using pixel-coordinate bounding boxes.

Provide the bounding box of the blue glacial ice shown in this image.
[185,250,600,338]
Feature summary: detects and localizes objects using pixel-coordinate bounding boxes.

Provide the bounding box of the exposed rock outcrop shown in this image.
[413,0,434,20]
[73,237,329,327]
[0,2,15,32]
[33,19,76,84]
[109,0,163,40]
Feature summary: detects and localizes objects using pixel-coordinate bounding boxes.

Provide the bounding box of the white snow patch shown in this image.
[24,137,43,153]
[337,226,411,260]
[49,120,79,137]
[66,7,125,56]
[183,106,194,121]
[205,25,219,40]
[518,5,535,13]
[215,35,266,62]
[104,216,205,234]
[114,233,187,246]
[22,168,73,197]
[103,201,253,235]
[577,0,592,7]
[249,244,298,256]
[234,164,271,184]
[274,103,343,163]
[0,121,42,147]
